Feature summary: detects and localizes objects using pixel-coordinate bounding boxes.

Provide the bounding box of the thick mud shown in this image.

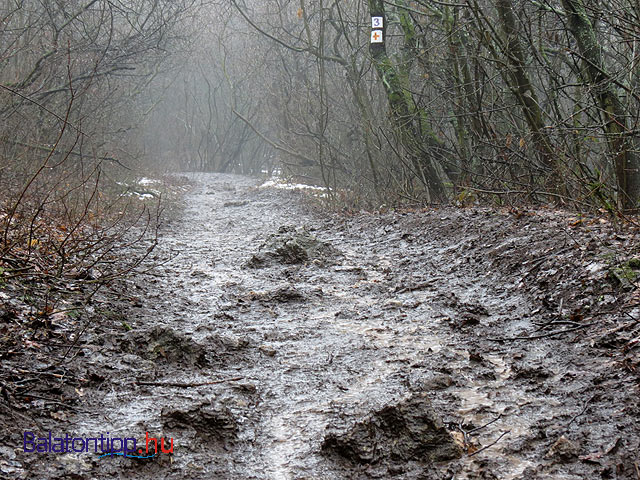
[3,173,639,479]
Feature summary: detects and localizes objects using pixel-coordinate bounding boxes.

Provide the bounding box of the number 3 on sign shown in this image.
[371,16,383,28]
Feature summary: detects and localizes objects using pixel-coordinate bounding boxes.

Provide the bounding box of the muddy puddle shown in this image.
[6,173,639,479]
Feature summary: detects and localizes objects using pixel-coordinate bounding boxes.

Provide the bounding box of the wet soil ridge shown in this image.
[322,393,463,465]
[122,326,210,366]
[4,174,639,480]
[161,401,238,441]
[245,224,340,267]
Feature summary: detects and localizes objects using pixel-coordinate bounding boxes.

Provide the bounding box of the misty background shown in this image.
[3,0,640,210]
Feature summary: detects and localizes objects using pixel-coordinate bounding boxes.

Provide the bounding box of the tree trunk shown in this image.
[561,0,640,211]
[495,0,555,171]
[368,0,447,201]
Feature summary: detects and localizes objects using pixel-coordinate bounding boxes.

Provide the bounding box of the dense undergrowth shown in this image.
[0,159,192,413]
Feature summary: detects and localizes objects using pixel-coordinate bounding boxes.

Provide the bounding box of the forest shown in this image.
[4,0,640,213]
[1,1,639,479]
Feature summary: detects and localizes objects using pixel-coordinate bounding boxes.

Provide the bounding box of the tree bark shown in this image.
[368,0,447,201]
[495,0,555,172]
[561,0,640,211]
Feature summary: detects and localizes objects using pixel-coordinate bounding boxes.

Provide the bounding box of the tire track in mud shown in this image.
[64,173,630,479]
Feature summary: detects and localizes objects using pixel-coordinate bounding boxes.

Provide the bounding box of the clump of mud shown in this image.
[249,285,306,303]
[162,401,238,440]
[322,393,462,465]
[122,326,209,366]
[245,225,339,267]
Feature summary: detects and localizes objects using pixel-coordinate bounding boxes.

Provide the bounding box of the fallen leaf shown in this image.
[579,437,622,463]
[51,411,67,421]
[604,437,622,454]
[579,451,604,463]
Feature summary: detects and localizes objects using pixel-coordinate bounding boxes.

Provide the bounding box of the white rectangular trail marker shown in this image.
[371,30,383,44]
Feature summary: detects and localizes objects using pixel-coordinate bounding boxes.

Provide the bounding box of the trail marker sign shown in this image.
[369,13,385,50]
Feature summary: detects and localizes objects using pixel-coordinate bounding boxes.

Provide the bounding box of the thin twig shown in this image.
[0,83,85,135]
[14,392,80,411]
[135,377,244,388]
[566,394,596,429]
[490,323,596,341]
[14,368,86,382]
[60,319,90,363]
[395,282,433,293]
[468,414,503,434]
[469,431,510,457]
[532,319,584,332]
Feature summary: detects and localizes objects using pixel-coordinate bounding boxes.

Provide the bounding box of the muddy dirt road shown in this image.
[6,173,639,479]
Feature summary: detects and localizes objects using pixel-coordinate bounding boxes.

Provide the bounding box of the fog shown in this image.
[3,0,640,208]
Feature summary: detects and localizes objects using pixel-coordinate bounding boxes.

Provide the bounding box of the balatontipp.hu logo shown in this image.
[23,431,173,459]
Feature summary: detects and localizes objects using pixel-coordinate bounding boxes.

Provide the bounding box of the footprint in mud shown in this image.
[121,326,209,366]
[162,401,238,441]
[322,393,462,466]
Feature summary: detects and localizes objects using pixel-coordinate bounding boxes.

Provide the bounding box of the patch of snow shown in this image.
[138,177,160,186]
[125,192,157,200]
[585,262,607,274]
[260,179,326,192]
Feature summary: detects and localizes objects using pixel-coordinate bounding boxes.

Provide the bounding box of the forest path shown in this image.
[129,173,535,479]
[22,173,636,480]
